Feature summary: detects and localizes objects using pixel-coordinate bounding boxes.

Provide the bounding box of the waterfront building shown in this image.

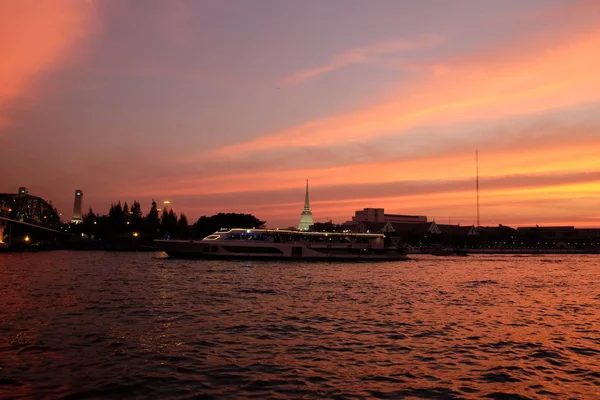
[71,189,83,224]
[341,207,427,232]
[297,180,314,231]
[351,208,427,224]
[342,220,438,235]
[341,220,480,246]
[477,224,516,246]
[514,225,600,248]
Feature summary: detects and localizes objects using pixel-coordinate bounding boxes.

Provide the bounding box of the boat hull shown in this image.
[154,239,410,261]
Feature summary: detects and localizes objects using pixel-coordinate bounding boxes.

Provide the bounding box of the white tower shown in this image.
[71,189,83,224]
[297,180,314,231]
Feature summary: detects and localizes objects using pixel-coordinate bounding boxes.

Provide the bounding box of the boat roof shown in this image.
[217,228,385,238]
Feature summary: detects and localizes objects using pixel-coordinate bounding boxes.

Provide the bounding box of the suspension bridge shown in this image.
[0,192,64,248]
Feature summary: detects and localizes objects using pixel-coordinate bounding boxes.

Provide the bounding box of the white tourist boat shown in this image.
[154,228,409,261]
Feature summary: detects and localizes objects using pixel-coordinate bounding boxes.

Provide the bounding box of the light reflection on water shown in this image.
[0,251,599,399]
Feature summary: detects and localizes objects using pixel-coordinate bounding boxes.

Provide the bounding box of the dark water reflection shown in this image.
[0,252,599,399]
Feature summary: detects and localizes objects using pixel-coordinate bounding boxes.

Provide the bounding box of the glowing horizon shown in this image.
[1,0,599,228]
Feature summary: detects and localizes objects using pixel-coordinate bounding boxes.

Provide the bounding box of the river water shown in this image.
[0,252,599,399]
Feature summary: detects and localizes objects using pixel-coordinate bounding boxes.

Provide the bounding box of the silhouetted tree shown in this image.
[107,201,126,238]
[177,214,189,238]
[310,220,341,232]
[83,208,96,223]
[82,208,98,238]
[144,199,160,237]
[123,202,130,221]
[127,200,142,233]
[70,200,266,246]
[160,208,168,231]
[160,208,177,238]
[131,201,142,220]
[193,213,265,238]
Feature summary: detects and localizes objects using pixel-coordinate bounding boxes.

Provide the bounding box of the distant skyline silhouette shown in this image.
[2,0,600,227]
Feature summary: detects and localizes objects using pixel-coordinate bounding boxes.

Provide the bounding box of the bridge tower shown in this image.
[71,189,83,224]
[297,180,314,231]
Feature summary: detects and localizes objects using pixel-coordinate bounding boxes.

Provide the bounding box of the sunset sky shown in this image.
[2,0,600,228]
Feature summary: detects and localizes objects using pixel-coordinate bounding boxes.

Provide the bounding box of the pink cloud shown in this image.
[283,34,442,85]
[207,6,600,160]
[0,0,98,129]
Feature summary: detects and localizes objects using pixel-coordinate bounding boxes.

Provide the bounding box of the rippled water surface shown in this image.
[1,252,599,399]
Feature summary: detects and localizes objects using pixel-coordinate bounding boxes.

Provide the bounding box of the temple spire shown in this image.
[303,179,310,210]
[298,179,314,230]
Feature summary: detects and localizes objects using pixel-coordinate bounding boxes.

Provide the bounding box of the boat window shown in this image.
[248,234,270,241]
[224,234,242,240]
[204,235,221,240]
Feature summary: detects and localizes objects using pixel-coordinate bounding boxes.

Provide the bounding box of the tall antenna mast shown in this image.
[476,147,480,227]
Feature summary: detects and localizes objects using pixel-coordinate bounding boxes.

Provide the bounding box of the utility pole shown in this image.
[476,147,480,227]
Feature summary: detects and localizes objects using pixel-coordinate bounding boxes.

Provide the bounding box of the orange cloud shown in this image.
[140,135,600,198]
[124,131,600,226]
[253,181,600,228]
[284,34,442,85]
[208,16,600,159]
[152,176,600,228]
[0,0,97,128]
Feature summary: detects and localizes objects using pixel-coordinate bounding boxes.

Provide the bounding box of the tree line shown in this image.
[69,199,265,243]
